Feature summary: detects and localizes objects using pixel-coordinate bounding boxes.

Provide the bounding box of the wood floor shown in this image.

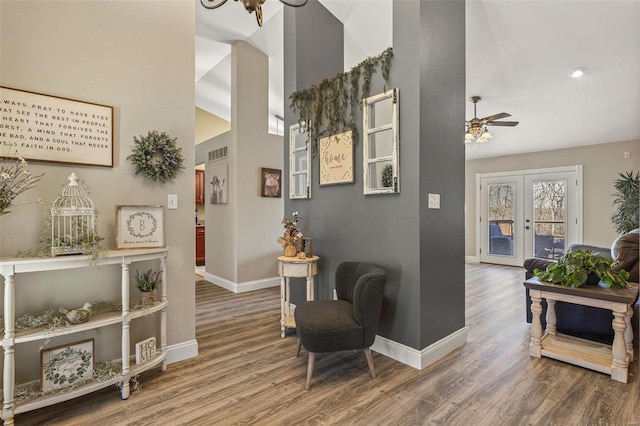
[17,263,639,425]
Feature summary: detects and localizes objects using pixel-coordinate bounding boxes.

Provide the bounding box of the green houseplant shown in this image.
[135,268,161,305]
[611,170,639,235]
[534,249,629,288]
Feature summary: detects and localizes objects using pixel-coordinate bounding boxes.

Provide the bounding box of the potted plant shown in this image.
[135,268,161,305]
[611,170,639,235]
[534,249,629,288]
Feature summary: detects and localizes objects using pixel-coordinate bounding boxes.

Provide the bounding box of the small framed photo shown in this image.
[261,168,282,198]
[41,339,94,391]
[301,237,313,257]
[319,130,354,186]
[116,205,165,249]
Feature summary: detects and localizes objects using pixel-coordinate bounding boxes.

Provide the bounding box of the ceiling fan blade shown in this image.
[486,121,519,127]
[482,112,511,122]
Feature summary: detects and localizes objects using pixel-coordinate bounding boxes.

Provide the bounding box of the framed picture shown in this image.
[261,167,282,198]
[41,338,94,391]
[210,162,228,204]
[0,86,114,167]
[319,130,354,186]
[116,205,165,249]
[301,237,313,257]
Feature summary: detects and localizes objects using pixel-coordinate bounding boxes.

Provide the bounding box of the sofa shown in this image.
[523,229,640,346]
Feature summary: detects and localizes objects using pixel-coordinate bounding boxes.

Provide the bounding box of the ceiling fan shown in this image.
[464,96,519,144]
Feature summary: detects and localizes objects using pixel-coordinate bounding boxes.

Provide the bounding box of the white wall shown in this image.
[204,41,283,290]
[465,139,640,257]
[0,0,196,381]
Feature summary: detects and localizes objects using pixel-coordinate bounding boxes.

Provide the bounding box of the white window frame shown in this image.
[362,88,399,195]
[289,121,311,199]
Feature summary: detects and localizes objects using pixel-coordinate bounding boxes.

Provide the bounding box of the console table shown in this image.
[277,255,319,338]
[523,277,638,383]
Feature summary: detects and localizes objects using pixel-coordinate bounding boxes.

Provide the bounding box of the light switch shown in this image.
[428,193,440,209]
[168,194,178,210]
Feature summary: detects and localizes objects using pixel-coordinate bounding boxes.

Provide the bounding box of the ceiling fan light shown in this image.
[464,131,475,144]
[477,128,492,143]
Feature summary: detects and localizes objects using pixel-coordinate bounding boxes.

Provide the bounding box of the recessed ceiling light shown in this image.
[569,67,586,78]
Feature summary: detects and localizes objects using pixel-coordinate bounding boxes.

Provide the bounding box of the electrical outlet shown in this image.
[624,151,631,159]
[168,194,178,210]
[428,193,440,209]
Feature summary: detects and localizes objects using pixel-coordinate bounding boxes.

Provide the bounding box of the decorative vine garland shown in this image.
[289,47,393,153]
[128,130,184,182]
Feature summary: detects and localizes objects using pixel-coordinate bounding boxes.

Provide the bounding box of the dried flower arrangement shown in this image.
[277,211,303,256]
[0,146,43,216]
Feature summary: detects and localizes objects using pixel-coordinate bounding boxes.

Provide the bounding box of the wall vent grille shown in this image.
[208,146,228,161]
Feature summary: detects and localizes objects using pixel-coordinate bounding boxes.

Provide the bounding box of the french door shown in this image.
[477,166,583,266]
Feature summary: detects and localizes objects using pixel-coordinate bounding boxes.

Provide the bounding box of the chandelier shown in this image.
[200,0,308,27]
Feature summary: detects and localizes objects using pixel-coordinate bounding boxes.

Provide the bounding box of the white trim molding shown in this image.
[165,339,199,364]
[465,255,480,263]
[203,272,280,293]
[371,327,468,370]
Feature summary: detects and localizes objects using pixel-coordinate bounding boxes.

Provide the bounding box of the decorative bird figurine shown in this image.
[60,302,92,324]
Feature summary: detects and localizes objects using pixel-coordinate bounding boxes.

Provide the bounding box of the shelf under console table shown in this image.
[0,248,169,425]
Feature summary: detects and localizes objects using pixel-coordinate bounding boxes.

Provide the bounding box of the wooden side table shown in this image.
[277,255,319,338]
[523,277,638,383]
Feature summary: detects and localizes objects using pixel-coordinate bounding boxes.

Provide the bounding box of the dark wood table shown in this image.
[523,277,638,383]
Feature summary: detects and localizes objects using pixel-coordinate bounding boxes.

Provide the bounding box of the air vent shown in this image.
[208,146,228,161]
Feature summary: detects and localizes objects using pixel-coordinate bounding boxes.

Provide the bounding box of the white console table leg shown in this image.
[280,275,286,338]
[610,309,629,383]
[529,290,543,358]
[624,304,633,362]
[546,299,556,335]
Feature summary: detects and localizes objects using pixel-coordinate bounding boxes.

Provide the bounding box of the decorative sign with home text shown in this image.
[135,337,157,365]
[0,86,113,167]
[319,130,354,186]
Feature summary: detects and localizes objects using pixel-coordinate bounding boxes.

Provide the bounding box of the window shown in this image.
[362,88,399,194]
[289,122,311,199]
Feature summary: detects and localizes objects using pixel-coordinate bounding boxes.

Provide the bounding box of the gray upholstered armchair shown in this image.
[294,261,387,390]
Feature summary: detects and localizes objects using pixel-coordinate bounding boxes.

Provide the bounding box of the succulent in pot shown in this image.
[135,268,161,305]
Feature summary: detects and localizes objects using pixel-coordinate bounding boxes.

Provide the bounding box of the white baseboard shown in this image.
[165,339,199,364]
[465,255,480,263]
[204,272,280,293]
[371,327,467,370]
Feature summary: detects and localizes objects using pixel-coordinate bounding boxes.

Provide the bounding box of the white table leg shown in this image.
[529,290,543,358]
[306,275,314,301]
[610,309,629,383]
[280,274,286,338]
[546,299,557,335]
[624,304,633,362]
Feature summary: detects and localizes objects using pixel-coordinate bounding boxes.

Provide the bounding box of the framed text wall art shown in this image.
[0,86,114,167]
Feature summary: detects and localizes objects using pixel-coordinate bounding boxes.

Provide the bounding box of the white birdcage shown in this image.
[51,173,96,256]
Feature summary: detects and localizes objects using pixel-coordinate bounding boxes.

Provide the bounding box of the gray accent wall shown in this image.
[284,0,466,351]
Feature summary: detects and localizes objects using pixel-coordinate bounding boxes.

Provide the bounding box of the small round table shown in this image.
[277,255,319,338]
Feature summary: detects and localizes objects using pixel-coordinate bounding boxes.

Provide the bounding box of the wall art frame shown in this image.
[319,129,354,186]
[261,167,282,198]
[40,338,95,392]
[0,86,114,167]
[116,205,165,249]
[210,162,228,204]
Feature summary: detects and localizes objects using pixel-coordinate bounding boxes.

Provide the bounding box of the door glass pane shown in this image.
[293,127,307,149]
[532,179,566,260]
[487,183,515,256]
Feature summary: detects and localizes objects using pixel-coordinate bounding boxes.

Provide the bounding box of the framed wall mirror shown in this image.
[289,122,311,199]
[362,88,399,195]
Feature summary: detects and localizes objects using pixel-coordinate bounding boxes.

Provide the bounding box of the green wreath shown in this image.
[45,347,92,386]
[128,130,184,182]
